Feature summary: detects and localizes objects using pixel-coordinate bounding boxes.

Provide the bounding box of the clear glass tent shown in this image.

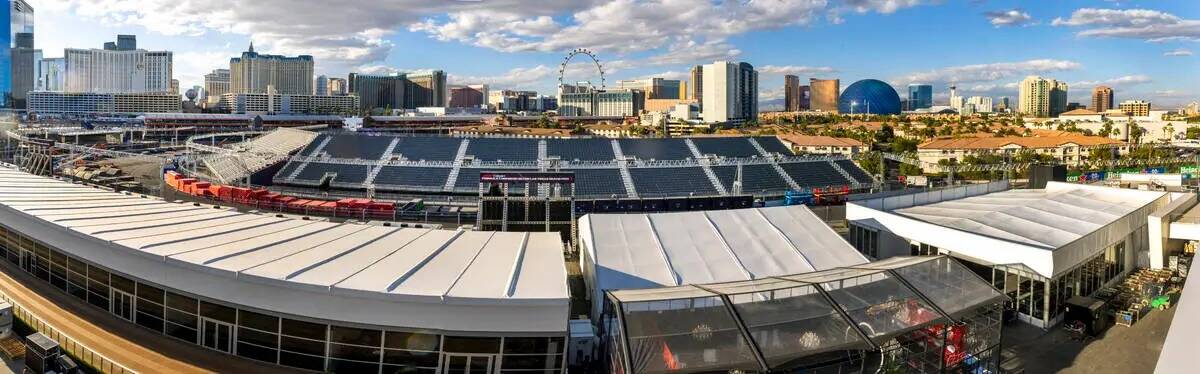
[602,256,1007,374]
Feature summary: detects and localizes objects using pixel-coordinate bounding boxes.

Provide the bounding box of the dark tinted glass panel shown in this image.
[110,273,135,293]
[383,365,437,374]
[503,337,563,355]
[329,343,381,362]
[384,331,439,351]
[135,313,163,332]
[199,300,236,323]
[282,318,327,340]
[443,336,500,353]
[238,310,279,332]
[281,336,326,356]
[165,292,197,312]
[329,359,379,373]
[68,256,86,275]
[237,342,278,364]
[87,293,108,310]
[280,351,326,371]
[238,327,278,348]
[165,308,197,328]
[330,326,381,346]
[165,322,197,343]
[136,299,163,318]
[86,265,108,283]
[501,354,561,370]
[136,283,164,304]
[383,349,439,367]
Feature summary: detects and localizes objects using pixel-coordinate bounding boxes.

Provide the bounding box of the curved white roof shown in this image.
[0,168,569,334]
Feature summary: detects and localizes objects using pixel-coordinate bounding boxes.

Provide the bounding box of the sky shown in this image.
[29,0,1200,110]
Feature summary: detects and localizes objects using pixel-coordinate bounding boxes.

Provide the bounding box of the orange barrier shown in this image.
[163,171,397,218]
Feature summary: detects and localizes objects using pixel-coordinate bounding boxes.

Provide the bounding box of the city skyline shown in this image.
[29,0,1200,109]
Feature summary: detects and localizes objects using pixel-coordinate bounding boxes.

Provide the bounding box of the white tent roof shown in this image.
[0,168,569,334]
[578,205,868,316]
[848,182,1168,278]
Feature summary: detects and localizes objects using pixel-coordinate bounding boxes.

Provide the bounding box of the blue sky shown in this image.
[31,0,1200,108]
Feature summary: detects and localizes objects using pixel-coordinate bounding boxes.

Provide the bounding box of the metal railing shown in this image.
[0,290,137,374]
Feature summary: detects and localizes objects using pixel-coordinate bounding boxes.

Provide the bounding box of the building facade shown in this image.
[1118,100,1151,117]
[1019,76,1068,118]
[219,92,358,115]
[229,43,313,95]
[36,57,63,92]
[448,84,487,109]
[328,78,348,96]
[203,69,230,108]
[64,36,173,94]
[489,90,539,113]
[690,65,702,108]
[616,77,681,100]
[405,70,446,108]
[917,134,1123,167]
[809,78,839,113]
[907,84,933,110]
[0,0,34,109]
[701,61,757,123]
[11,33,38,108]
[777,134,865,157]
[314,75,329,96]
[784,75,803,112]
[28,91,181,113]
[1092,86,1114,113]
[349,73,405,113]
[967,96,993,113]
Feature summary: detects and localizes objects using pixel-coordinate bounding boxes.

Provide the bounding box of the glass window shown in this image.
[199,300,236,323]
[68,256,87,275]
[443,336,501,354]
[382,349,439,367]
[239,310,279,333]
[384,331,439,351]
[281,336,326,356]
[166,322,197,343]
[382,365,436,374]
[329,343,381,362]
[136,311,164,332]
[331,326,381,347]
[87,264,109,284]
[166,308,197,328]
[328,359,379,373]
[282,318,326,341]
[280,351,325,372]
[166,292,197,313]
[238,327,278,348]
[137,282,164,304]
[237,342,278,364]
[501,354,562,370]
[503,337,562,355]
[110,273,135,294]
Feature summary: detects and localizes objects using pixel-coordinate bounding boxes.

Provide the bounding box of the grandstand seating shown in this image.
[392,137,461,161]
[711,164,791,194]
[629,167,719,197]
[836,159,875,184]
[755,136,793,154]
[319,134,395,159]
[545,139,614,161]
[778,161,852,188]
[467,138,538,161]
[294,162,371,185]
[566,169,627,197]
[692,138,763,158]
[618,139,694,160]
[373,166,451,190]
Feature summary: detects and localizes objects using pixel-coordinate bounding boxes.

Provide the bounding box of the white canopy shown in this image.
[0,168,569,334]
[848,182,1169,278]
[578,205,868,317]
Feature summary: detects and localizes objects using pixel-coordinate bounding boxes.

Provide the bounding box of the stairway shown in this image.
[612,140,638,198]
[284,135,332,181]
[827,160,859,187]
[364,138,401,187]
[687,139,728,195]
[442,139,471,192]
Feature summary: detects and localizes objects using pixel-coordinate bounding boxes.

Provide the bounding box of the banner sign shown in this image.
[479,171,575,183]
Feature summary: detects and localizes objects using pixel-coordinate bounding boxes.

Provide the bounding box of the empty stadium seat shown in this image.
[711,164,791,194]
[467,138,538,161]
[392,137,462,161]
[293,162,371,185]
[628,167,718,197]
[618,139,693,160]
[320,134,395,159]
[565,169,627,197]
[545,139,614,161]
[373,166,451,190]
[835,159,875,184]
[778,161,852,188]
[692,138,762,158]
[755,136,794,155]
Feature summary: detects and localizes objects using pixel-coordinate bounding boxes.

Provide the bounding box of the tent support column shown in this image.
[694,285,770,372]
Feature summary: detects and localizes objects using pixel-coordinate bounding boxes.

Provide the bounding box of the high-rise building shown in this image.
[784,75,801,112]
[907,84,933,110]
[1118,100,1151,117]
[65,35,173,94]
[809,78,839,113]
[314,75,329,96]
[11,32,38,108]
[348,73,405,113]
[966,96,993,113]
[489,90,539,112]
[1065,102,1084,111]
[616,77,682,100]
[1091,86,1114,113]
[701,61,757,123]
[690,65,703,108]
[948,85,965,110]
[997,97,1010,112]
[1018,76,1067,117]
[405,70,446,108]
[559,87,643,117]
[229,42,313,95]
[36,57,63,91]
[203,69,230,108]
[449,84,488,109]
[0,0,34,108]
[328,77,347,96]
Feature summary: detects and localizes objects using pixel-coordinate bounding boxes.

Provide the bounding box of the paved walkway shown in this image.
[0,262,297,373]
[1005,306,1176,374]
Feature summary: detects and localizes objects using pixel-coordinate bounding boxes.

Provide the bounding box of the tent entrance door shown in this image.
[441,354,495,374]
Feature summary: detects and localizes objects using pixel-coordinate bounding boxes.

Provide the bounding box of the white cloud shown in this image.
[892,59,1082,87]
[173,50,232,88]
[1052,8,1200,42]
[1164,48,1194,57]
[645,39,741,66]
[1071,75,1152,87]
[984,9,1034,27]
[757,65,839,76]
[449,65,558,90]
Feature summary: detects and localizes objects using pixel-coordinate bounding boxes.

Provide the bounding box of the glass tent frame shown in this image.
[601,256,1007,374]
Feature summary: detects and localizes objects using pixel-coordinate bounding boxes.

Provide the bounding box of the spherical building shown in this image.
[838,79,902,115]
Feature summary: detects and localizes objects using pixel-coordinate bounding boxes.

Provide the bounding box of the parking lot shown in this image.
[1005,306,1176,373]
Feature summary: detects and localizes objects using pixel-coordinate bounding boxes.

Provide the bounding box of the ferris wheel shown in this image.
[558,48,606,91]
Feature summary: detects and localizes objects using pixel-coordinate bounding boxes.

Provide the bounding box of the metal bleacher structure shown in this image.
[272,133,878,200]
[188,128,318,184]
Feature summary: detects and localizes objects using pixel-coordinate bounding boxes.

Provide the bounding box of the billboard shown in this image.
[479,171,575,184]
